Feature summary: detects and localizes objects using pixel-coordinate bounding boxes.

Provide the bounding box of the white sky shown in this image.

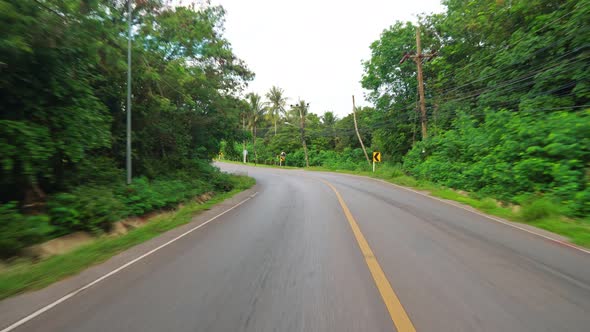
[181,0,446,117]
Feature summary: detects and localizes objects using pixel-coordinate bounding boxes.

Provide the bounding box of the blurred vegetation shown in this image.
[0,1,253,258]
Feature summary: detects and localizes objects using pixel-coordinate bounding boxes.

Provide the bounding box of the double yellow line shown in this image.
[320,179,416,332]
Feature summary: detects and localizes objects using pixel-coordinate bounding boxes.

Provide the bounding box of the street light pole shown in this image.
[126,0,132,185]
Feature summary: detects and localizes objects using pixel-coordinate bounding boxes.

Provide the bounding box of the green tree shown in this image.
[246,93,267,163]
[289,100,311,167]
[321,111,338,149]
[265,86,287,135]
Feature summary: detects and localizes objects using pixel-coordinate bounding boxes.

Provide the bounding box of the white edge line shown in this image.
[0,191,259,332]
[320,171,590,255]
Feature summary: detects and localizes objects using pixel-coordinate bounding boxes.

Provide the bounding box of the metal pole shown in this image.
[126,0,132,184]
[373,160,375,173]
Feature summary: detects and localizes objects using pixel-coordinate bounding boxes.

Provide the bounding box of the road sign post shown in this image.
[372,151,381,172]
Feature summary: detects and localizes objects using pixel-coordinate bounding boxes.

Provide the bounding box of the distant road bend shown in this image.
[1,162,590,332]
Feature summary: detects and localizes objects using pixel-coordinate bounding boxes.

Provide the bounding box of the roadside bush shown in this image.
[403,110,590,216]
[45,170,228,235]
[117,177,161,216]
[520,197,563,222]
[48,186,125,233]
[209,172,234,192]
[376,163,405,178]
[392,175,419,187]
[479,198,499,210]
[64,156,122,187]
[117,176,211,215]
[0,202,55,258]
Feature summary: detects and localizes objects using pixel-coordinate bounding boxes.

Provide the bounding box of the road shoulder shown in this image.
[306,169,588,253]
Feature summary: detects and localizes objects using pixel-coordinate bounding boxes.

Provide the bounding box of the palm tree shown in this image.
[265,86,287,135]
[289,100,310,167]
[321,111,338,149]
[246,93,266,163]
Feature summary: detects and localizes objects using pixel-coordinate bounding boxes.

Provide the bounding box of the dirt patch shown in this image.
[195,192,214,204]
[23,232,94,260]
[108,221,128,236]
[455,190,469,197]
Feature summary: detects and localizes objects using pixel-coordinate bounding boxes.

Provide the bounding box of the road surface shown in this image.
[1,162,590,331]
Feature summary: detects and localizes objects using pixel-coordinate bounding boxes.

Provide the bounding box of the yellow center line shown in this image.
[320,179,417,332]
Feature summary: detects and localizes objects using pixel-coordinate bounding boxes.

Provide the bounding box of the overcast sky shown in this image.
[183,0,445,117]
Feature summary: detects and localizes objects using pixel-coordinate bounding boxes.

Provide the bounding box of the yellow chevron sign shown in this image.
[373,151,382,162]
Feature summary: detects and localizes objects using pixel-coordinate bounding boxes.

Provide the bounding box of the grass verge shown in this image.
[0,176,255,300]
[309,166,590,248]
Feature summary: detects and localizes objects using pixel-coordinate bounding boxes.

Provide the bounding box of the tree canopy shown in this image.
[0,0,253,202]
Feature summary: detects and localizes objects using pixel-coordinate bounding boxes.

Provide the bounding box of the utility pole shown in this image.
[399,26,436,140]
[352,95,371,166]
[126,0,132,184]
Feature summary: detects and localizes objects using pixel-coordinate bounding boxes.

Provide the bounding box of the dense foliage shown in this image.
[0,0,252,257]
[404,110,590,216]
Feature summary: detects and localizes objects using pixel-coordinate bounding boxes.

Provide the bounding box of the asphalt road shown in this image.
[2,162,590,331]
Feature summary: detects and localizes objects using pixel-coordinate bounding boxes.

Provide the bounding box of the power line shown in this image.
[435,44,588,99]
[433,4,579,94]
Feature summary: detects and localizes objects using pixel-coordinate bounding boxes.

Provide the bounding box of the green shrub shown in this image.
[520,198,562,222]
[209,172,234,192]
[48,186,125,233]
[377,164,405,178]
[47,196,81,229]
[393,176,418,187]
[118,177,160,215]
[572,189,590,217]
[0,202,55,258]
[65,156,123,187]
[117,175,212,215]
[403,110,590,216]
[479,198,499,210]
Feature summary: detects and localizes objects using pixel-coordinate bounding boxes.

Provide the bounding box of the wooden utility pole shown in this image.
[415,27,428,139]
[352,95,371,166]
[400,26,436,140]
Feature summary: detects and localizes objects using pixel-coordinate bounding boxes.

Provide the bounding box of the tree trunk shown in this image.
[300,112,309,167]
[22,178,46,214]
[253,125,257,165]
[300,128,309,167]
